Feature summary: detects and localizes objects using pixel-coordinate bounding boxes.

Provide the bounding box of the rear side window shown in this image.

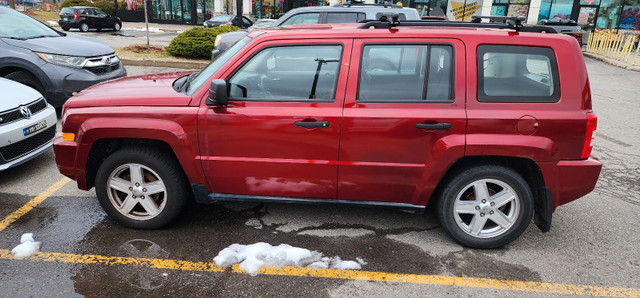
[375,12,407,20]
[358,44,453,102]
[279,13,321,26]
[477,45,559,102]
[326,12,366,23]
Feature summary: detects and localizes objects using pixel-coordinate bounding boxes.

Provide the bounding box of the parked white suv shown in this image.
[0,77,56,170]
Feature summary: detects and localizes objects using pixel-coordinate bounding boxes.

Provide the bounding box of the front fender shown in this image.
[72,117,204,189]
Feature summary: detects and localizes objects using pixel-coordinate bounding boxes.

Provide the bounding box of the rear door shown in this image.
[198,39,352,199]
[338,38,467,206]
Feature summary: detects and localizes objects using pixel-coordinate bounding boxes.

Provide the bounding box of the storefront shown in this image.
[113,0,637,29]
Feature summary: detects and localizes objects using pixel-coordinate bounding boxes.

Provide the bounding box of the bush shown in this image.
[94,0,115,16]
[59,0,94,9]
[166,26,240,59]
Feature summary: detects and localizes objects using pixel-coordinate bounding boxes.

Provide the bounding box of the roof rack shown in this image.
[334,0,403,8]
[357,14,558,33]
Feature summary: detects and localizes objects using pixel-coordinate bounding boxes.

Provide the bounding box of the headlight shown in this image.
[36,53,86,68]
[214,35,222,47]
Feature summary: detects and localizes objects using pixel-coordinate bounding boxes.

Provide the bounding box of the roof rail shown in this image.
[357,14,558,33]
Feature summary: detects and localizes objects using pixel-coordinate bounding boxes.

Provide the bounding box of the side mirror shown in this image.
[206,79,228,106]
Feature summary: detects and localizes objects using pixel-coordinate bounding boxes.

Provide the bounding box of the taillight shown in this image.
[74,12,80,20]
[572,32,583,37]
[581,113,597,159]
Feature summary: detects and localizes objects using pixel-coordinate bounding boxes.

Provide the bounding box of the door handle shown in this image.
[415,122,452,130]
[295,121,330,128]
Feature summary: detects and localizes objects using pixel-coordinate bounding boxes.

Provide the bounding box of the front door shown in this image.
[338,38,467,206]
[198,39,352,199]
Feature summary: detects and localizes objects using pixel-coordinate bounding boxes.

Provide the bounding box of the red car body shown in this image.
[53,22,601,247]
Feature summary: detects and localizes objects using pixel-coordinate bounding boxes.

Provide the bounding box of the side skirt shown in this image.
[191,184,425,214]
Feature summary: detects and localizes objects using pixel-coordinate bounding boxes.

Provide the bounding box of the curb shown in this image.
[583,52,640,72]
[120,57,208,69]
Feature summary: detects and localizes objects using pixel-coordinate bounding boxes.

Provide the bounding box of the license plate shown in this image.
[23,120,46,136]
[63,17,68,21]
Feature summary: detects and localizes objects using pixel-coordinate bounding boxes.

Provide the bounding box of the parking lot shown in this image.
[0,54,639,296]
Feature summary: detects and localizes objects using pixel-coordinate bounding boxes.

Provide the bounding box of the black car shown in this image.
[203,15,253,29]
[537,19,583,44]
[58,6,122,32]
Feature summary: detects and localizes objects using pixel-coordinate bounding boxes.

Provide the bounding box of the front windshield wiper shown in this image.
[25,35,58,39]
[2,36,26,40]
[176,72,198,92]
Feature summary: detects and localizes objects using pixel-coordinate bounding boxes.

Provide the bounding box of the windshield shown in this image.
[186,37,252,95]
[209,15,234,22]
[0,8,61,39]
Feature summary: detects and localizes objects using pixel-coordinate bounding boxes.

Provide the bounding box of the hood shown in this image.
[0,77,44,112]
[64,72,194,108]
[2,33,115,57]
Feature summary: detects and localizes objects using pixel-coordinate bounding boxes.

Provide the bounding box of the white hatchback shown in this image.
[0,78,57,171]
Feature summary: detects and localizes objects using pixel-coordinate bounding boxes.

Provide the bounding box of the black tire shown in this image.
[114,22,121,31]
[79,22,89,32]
[61,27,70,31]
[4,71,45,96]
[95,146,189,229]
[436,165,534,248]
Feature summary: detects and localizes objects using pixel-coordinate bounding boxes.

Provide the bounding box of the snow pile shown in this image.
[213,242,367,276]
[123,27,164,33]
[11,233,41,259]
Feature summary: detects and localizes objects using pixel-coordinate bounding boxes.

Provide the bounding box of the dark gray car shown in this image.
[211,2,421,59]
[0,7,125,107]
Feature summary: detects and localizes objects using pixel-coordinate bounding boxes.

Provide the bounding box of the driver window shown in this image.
[96,9,108,17]
[228,45,342,101]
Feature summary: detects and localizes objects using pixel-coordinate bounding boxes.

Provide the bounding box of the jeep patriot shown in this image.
[53,17,602,248]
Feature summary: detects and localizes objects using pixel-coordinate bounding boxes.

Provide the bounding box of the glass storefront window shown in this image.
[620,0,640,29]
[596,0,622,28]
[548,0,573,20]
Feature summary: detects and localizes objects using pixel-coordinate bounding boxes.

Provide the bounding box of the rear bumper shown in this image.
[539,157,602,209]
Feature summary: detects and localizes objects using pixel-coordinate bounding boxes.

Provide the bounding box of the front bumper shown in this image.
[0,104,57,171]
[539,157,603,209]
[43,61,127,107]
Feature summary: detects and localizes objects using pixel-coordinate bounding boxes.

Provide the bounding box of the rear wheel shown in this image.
[95,147,189,229]
[4,71,44,97]
[79,22,89,32]
[114,22,121,31]
[436,165,534,248]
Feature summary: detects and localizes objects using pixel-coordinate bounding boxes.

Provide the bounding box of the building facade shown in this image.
[118,0,640,29]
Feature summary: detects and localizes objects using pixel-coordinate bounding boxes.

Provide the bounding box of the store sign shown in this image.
[446,0,482,21]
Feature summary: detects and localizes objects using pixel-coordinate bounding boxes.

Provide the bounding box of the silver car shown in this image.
[0,77,56,171]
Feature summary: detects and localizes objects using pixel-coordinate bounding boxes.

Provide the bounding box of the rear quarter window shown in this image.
[477,45,559,103]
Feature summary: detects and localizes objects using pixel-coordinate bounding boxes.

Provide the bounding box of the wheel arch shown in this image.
[429,155,549,231]
[0,63,51,90]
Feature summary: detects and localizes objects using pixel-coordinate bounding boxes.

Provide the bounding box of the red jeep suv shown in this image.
[54,17,602,248]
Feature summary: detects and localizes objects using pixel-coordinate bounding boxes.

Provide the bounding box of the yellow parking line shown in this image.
[0,249,638,297]
[0,177,71,232]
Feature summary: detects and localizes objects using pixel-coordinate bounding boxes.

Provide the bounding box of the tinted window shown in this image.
[95,8,109,16]
[326,12,366,23]
[375,12,407,20]
[242,17,252,25]
[229,45,342,101]
[60,7,74,14]
[477,45,559,102]
[279,13,320,25]
[358,44,453,102]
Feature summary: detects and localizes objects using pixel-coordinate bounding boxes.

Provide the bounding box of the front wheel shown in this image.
[114,22,121,31]
[95,147,189,229]
[436,165,534,248]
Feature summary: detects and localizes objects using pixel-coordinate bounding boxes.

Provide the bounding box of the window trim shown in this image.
[226,43,344,103]
[356,43,455,103]
[477,45,560,103]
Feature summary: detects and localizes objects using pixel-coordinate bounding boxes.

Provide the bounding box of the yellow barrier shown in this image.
[586,30,640,66]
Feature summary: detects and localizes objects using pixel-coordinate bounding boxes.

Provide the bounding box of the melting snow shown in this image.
[11,233,41,259]
[213,242,367,276]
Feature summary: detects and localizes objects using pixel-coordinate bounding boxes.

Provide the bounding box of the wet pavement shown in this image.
[0,59,639,296]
